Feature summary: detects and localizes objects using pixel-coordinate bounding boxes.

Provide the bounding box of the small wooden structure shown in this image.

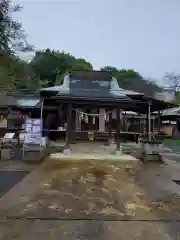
[0,93,43,161]
[153,107,180,137]
[0,93,41,136]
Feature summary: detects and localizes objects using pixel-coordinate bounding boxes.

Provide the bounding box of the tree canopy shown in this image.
[0,0,34,91]
[0,47,163,95]
[0,0,32,53]
[101,66,161,96]
[30,49,93,87]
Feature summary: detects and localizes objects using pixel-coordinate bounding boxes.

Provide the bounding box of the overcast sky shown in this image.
[13,0,180,83]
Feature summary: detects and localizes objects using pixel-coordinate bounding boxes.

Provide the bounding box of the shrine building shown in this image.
[40,70,175,150]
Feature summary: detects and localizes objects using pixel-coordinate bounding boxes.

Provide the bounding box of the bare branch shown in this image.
[0,0,33,53]
[163,72,180,93]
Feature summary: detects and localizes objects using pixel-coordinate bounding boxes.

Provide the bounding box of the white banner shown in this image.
[25,118,42,144]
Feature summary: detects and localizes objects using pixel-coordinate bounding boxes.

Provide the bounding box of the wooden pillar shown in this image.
[99,108,105,132]
[65,102,72,147]
[146,113,149,137]
[116,106,120,150]
[157,110,161,134]
[108,110,112,145]
[75,108,81,131]
[148,102,151,141]
[40,99,44,137]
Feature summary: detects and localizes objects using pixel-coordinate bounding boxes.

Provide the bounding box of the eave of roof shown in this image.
[40,71,177,112]
[40,75,143,99]
[16,98,40,108]
[0,94,40,109]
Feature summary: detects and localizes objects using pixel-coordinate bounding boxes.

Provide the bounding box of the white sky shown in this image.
[13,0,180,83]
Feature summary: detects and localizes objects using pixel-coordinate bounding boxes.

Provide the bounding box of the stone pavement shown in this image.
[50,152,138,161]
[0,219,180,240]
[0,160,38,172]
[0,158,180,239]
[50,142,139,161]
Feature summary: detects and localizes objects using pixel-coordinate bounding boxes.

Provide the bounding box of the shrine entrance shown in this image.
[75,108,102,133]
[82,115,99,132]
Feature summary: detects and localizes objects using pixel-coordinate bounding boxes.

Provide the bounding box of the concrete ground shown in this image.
[0,160,39,200]
[0,160,38,172]
[0,155,180,239]
[50,142,138,161]
[50,152,137,161]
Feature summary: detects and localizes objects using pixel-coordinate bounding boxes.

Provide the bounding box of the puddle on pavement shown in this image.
[0,171,29,197]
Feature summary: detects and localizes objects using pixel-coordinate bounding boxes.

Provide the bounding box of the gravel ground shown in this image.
[0,158,179,239]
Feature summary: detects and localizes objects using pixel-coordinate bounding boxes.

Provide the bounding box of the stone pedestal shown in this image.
[140,140,162,162]
[1,148,13,160]
[116,149,123,156]
[63,148,71,155]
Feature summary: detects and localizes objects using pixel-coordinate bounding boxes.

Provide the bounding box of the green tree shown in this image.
[0,55,37,92]
[101,66,142,87]
[70,58,92,71]
[0,0,33,53]
[101,66,161,96]
[30,49,93,87]
[0,0,33,92]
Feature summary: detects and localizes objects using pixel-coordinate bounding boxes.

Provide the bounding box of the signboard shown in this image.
[25,118,42,144]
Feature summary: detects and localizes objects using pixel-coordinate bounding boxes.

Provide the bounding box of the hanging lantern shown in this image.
[79,112,82,121]
[120,110,122,120]
[80,112,84,121]
[85,113,88,123]
[106,114,109,122]
[104,113,107,121]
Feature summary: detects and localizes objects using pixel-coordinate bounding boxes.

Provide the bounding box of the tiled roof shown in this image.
[162,107,180,116]
[40,71,176,112]
[0,93,16,107]
[0,93,40,108]
[40,74,142,101]
[16,99,40,107]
